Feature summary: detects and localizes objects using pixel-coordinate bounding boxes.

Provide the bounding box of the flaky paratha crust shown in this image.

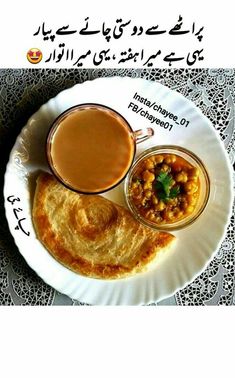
[32,173,175,279]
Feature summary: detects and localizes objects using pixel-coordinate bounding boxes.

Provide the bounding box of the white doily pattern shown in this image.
[0,68,234,305]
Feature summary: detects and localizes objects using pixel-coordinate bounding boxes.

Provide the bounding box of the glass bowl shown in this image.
[124,145,210,231]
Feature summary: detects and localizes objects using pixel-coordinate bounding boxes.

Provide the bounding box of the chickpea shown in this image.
[171,154,176,163]
[145,209,154,218]
[164,154,176,164]
[154,155,164,164]
[175,171,188,183]
[154,216,162,223]
[174,209,184,219]
[166,211,174,221]
[141,197,147,206]
[155,200,166,211]
[151,195,158,205]
[144,190,152,199]
[145,210,156,222]
[144,159,155,170]
[185,205,194,214]
[148,213,156,221]
[131,181,139,189]
[161,164,170,173]
[184,181,198,194]
[142,170,155,182]
[168,197,178,207]
[143,181,152,190]
[186,194,197,206]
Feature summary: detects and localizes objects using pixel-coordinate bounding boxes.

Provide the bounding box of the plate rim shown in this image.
[3,76,234,305]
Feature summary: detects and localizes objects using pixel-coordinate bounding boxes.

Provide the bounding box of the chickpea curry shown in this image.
[129,153,200,225]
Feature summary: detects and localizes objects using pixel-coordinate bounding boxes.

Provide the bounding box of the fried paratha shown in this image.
[32,173,175,279]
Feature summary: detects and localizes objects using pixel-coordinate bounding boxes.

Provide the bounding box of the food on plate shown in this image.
[47,104,135,194]
[32,173,176,279]
[129,153,200,225]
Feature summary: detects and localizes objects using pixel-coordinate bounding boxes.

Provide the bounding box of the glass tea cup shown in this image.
[46,103,154,194]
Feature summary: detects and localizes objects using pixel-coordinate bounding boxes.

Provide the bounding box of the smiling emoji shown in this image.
[27,48,42,64]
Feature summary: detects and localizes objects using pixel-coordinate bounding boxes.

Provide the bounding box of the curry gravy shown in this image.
[50,106,135,193]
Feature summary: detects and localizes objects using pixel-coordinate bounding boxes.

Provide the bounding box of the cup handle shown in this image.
[133,128,154,144]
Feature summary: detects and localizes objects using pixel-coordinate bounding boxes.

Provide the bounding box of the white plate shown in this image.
[3,77,233,305]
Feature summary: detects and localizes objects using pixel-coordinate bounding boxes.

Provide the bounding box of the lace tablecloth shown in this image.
[0,68,234,305]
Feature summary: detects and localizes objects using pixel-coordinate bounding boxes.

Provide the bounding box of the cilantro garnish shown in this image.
[155,172,180,201]
[169,186,180,198]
